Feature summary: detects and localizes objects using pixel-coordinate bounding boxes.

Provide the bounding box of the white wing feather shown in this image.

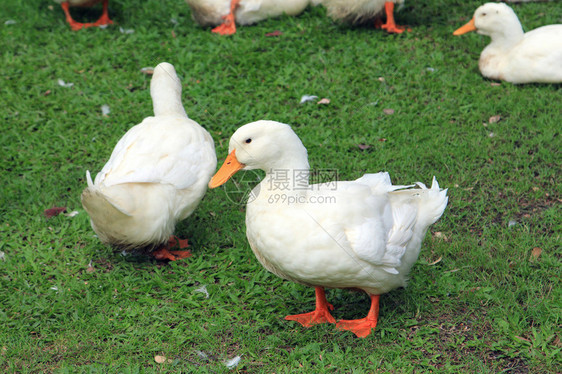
[94,116,211,190]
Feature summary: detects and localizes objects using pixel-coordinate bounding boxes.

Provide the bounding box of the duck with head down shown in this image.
[313,0,409,34]
[185,0,311,35]
[81,63,217,261]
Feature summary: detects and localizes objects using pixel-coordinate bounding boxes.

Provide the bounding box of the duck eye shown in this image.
[245,138,252,144]
[481,12,486,16]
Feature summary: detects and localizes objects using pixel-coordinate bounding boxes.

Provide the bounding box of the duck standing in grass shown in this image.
[453,2,562,83]
[185,0,311,35]
[314,0,409,34]
[54,0,113,31]
[81,63,217,261]
[209,121,447,338]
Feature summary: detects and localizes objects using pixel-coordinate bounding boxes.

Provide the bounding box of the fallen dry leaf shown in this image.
[433,232,450,241]
[265,30,282,36]
[427,256,442,266]
[154,355,172,363]
[490,82,501,86]
[44,207,67,218]
[140,67,154,75]
[383,108,395,115]
[530,247,542,260]
[488,115,501,124]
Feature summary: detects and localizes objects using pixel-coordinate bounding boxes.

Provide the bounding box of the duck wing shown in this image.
[94,117,214,190]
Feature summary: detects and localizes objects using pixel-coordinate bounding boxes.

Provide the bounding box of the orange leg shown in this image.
[151,236,192,261]
[336,294,380,338]
[285,287,336,327]
[211,0,240,35]
[381,2,410,34]
[60,1,89,31]
[93,0,114,27]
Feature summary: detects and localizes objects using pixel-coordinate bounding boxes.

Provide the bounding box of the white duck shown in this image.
[453,2,562,83]
[209,121,447,337]
[314,0,408,34]
[53,0,113,31]
[185,0,311,35]
[81,62,217,261]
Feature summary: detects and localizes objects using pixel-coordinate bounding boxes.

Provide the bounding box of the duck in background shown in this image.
[209,121,447,337]
[454,2,562,83]
[54,0,113,31]
[313,0,409,34]
[185,0,311,35]
[81,62,217,261]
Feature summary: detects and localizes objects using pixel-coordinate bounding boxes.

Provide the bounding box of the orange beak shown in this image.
[208,149,245,188]
[453,18,476,36]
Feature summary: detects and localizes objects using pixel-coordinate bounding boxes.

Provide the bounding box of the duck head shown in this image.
[454,3,523,39]
[209,121,308,188]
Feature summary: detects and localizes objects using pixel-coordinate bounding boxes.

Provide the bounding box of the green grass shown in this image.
[1,0,560,372]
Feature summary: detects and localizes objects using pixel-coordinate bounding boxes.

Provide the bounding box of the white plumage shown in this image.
[81,62,217,258]
[209,120,447,337]
[314,0,408,33]
[185,0,311,34]
[454,2,562,84]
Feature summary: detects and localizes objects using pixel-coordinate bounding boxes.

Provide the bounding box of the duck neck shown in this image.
[151,75,188,118]
[488,21,524,50]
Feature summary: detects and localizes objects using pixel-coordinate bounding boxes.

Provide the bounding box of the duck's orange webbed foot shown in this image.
[285,287,336,327]
[211,0,240,35]
[60,0,113,30]
[336,294,380,338]
[151,236,192,261]
[93,0,113,27]
[381,22,409,34]
[381,1,411,34]
[212,14,237,35]
[336,317,378,338]
[60,1,87,30]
